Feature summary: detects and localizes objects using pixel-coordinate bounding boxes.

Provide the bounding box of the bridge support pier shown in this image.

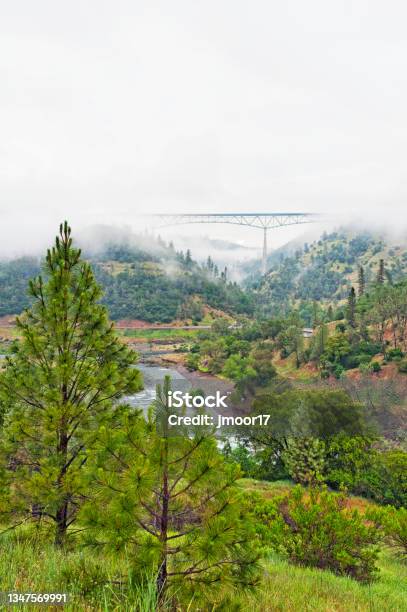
[262,227,268,275]
[142,213,319,277]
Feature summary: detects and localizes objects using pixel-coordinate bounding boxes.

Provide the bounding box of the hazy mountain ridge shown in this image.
[1,227,407,323]
[0,237,254,322]
[250,228,407,317]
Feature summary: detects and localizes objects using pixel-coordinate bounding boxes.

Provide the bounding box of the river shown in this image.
[127,363,192,411]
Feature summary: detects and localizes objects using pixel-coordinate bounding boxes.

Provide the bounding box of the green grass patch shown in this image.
[238,550,407,611]
[1,528,406,611]
[120,328,201,341]
[272,354,318,382]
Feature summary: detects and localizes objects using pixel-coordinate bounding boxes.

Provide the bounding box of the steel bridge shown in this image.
[143,212,320,274]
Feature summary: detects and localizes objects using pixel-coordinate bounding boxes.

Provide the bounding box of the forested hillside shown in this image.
[0,239,254,322]
[0,257,41,315]
[250,230,407,317]
[2,229,407,324]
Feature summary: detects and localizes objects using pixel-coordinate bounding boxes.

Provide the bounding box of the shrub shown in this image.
[282,438,325,485]
[398,359,407,373]
[358,341,382,356]
[333,364,345,379]
[265,487,380,583]
[359,450,407,508]
[358,362,371,374]
[370,361,381,373]
[325,436,373,491]
[368,506,407,558]
[387,348,404,361]
[223,444,258,477]
[356,354,372,366]
[254,445,289,481]
[185,352,200,370]
[342,354,360,369]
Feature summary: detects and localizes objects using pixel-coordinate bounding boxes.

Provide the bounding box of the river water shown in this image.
[0,356,237,443]
[127,363,192,411]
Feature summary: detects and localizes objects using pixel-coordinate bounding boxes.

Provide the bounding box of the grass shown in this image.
[119,328,201,341]
[238,550,407,612]
[1,480,406,611]
[272,354,319,382]
[0,531,157,611]
[238,478,294,498]
[1,534,405,611]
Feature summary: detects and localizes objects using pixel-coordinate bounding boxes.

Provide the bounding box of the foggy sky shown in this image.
[1,1,407,255]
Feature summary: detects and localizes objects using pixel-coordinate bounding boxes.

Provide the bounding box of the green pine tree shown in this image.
[358,266,365,297]
[287,324,304,369]
[310,323,329,362]
[377,259,385,285]
[206,255,214,272]
[347,287,357,328]
[0,222,142,546]
[185,249,193,268]
[82,376,260,605]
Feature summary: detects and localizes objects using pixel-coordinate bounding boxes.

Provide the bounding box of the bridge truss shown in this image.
[143,212,320,274]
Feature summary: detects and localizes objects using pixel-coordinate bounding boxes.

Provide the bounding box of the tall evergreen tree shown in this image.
[185,249,192,268]
[0,222,142,546]
[312,300,320,327]
[82,377,260,605]
[277,313,305,369]
[377,259,385,285]
[310,323,329,362]
[327,304,334,321]
[347,287,357,328]
[358,265,365,297]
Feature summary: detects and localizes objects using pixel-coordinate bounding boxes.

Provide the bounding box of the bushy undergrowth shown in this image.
[251,486,380,583]
[368,506,407,558]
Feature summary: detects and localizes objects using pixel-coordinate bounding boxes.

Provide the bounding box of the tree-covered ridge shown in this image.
[251,230,407,317]
[2,229,407,323]
[94,244,254,322]
[0,240,255,322]
[0,257,41,316]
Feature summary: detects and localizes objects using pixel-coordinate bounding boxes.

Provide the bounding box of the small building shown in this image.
[302,328,314,338]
